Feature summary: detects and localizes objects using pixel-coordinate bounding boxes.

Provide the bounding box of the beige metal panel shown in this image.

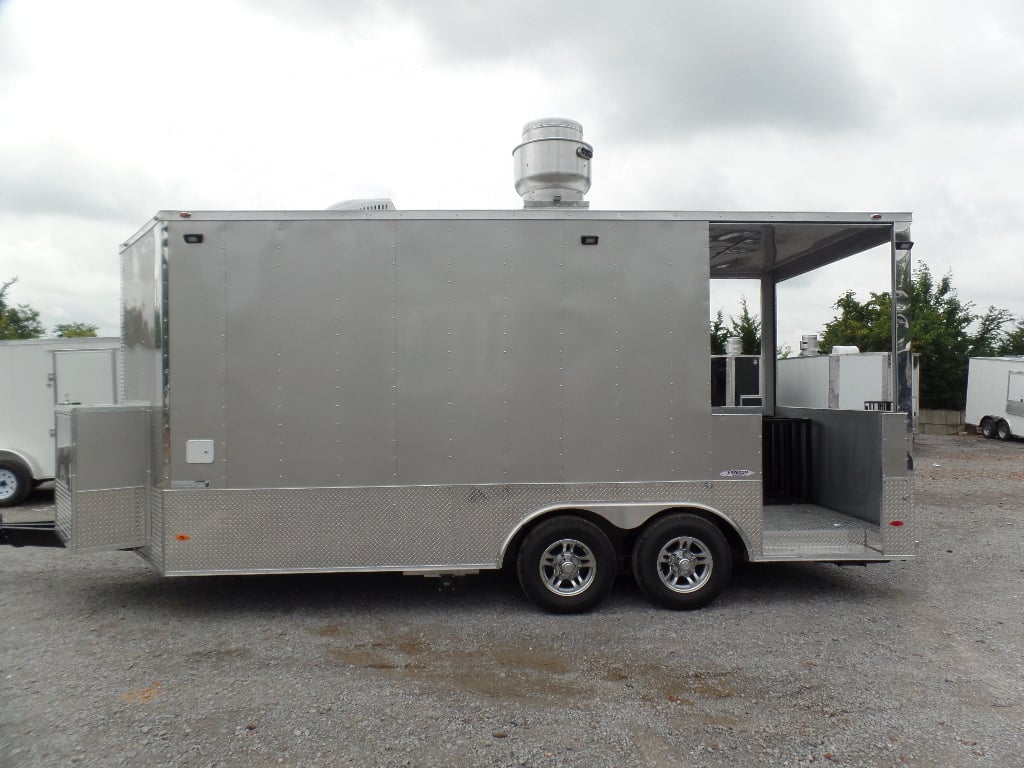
[159,216,718,493]
[325,222,401,484]
[494,222,566,481]
[73,408,149,492]
[561,220,710,481]
[213,220,399,488]
[166,221,227,489]
[120,222,163,405]
[393,220,478,484]
[709,413,764,555]
[392,219,568,485]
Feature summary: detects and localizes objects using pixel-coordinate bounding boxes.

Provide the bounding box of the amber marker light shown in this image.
[175,534,192,541]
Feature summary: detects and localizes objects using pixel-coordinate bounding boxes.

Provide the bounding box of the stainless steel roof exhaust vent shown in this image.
[799,334,821,356]
[513,118,592,208]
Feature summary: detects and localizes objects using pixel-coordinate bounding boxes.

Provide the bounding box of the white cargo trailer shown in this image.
[777,350,920,423]
[965,356,1024,440]
[0,337,120,506]
[39,119,917,612]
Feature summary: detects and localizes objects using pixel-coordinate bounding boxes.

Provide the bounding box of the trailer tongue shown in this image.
[46,119,916,612]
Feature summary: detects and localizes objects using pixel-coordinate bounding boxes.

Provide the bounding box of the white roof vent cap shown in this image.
[328,198,396,211]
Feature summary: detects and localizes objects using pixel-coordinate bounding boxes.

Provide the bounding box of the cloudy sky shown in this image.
[1,0,1021,349]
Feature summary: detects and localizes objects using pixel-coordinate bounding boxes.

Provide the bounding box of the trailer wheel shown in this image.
[632,513,732,610]
[516,516,616,614]
[996,420,1013,441]
[0,460,32,508]
[980,417,996,439]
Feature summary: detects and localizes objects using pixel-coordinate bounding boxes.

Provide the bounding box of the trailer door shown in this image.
[1007,370,1024,418]
[52,349,118,406]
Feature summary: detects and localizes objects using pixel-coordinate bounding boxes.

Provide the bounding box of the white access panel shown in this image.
[835,354,887,410]
[53,349,118,406]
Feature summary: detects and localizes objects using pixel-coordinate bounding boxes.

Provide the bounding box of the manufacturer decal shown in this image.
[170,480,210,489]
[719,469,755,477]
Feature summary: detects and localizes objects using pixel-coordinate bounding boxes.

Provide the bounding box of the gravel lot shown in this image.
[1,433,1022,768]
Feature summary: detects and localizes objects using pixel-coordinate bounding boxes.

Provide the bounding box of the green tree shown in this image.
[729,297,761,355]
[998,320,1024,356]
[0,278,45,339]
[710,298,762,355]
[821,263,1012,410]
[819,290,890,353]
[709,310,729,355]
[54,322,99,338]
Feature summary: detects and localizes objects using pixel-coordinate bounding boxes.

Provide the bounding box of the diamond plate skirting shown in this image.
[137,485,165,569]
[64,487,148,554]
[881,476,915,556]
[156,480,762,575]
[54,479,73,546]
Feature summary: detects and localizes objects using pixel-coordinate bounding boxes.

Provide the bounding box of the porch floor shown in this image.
[761,503,884,559]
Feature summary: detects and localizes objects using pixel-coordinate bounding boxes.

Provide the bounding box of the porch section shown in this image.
[758,408,910,561]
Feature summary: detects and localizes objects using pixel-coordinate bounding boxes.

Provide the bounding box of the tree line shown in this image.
[711,262,1024,411]
[0,278,99,339]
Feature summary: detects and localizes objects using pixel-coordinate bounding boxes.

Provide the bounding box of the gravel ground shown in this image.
[1,433,1022,768]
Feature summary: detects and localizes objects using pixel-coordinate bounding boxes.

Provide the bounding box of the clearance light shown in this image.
[889,520,905,527]
[175,534,192,541]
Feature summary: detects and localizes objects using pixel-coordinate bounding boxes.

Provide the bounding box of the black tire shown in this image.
[996,420,1013,441]
[980,417,996,439]
[632,513,732,610]
[516,516,616,614]
[0,460,32,508]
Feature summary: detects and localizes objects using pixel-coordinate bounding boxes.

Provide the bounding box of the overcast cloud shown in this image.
[1,0,1022,348]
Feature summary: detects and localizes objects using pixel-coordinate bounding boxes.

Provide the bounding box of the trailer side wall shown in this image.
[163,217,712,489]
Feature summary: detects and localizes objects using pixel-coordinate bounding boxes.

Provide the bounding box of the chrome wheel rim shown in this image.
[0,468,18,501]
[539,538,597,597]
[657,536,713,593]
